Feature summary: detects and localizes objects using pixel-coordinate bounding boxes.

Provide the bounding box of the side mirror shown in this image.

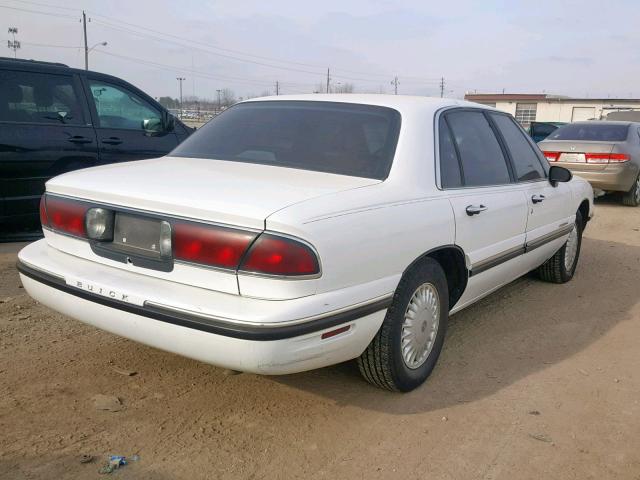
[142,118,163,132]
[548,165,572,186]
[161,110,175,132]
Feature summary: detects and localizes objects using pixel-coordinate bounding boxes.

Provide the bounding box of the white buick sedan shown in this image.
[18,95,593,391]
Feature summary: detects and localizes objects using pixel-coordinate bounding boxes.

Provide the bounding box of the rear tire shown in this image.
[621,175,640,207]
[537,210,583,284]
[357,258,448,392]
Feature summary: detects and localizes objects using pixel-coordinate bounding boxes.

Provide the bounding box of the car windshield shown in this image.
[547,123,629,141]
[171,101,402,179]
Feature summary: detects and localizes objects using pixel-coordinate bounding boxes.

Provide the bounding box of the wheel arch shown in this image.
[403,245,469,311]
[578,199,590,230]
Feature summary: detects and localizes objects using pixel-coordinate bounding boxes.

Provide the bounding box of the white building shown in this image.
[464,93,640,128]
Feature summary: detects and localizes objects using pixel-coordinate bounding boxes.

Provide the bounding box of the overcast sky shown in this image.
[3,0,640,101]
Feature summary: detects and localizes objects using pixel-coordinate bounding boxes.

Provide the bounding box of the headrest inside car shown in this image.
[33,84,54,108]
[4,84,24,104]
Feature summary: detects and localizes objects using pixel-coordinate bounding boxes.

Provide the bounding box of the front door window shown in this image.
[89,81,161,131]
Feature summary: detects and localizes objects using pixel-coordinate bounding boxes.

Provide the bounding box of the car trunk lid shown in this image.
[46,156,380,229]
[539,141,619,171]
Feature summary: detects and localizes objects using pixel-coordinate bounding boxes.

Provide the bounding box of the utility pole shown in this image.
[7,27,20,58]
[275,81,279,96]
[439,77,445,98]
[216,89,222,113]
[326,68,330,94]
[176,77,185,118]
[391,76,399,95]
[82,11,89,70]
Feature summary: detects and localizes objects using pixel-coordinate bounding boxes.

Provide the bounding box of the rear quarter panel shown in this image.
[246,183,455,300]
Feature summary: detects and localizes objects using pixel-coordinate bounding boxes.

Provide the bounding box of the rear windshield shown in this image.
[547,123,629,141]
[171,101,401,179]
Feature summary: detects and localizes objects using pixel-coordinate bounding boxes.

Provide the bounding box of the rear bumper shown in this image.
[18,240,389,374]
[566,163,639,192]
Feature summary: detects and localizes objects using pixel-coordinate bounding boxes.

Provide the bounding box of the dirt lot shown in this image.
[1,199,639,479]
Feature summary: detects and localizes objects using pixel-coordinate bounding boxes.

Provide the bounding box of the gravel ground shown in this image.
[1,199,639,479]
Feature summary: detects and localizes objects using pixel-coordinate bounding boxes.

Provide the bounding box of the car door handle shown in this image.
[67,135,93,144]
[531,194,546,204]
[101,137,123,145]
[465,204,488,216]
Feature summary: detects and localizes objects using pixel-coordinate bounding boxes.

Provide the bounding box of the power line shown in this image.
[3,0,448,88]
[5,1,442,83]
[92,49,316,89]
[4,0,79,12]
[0,3,76,19]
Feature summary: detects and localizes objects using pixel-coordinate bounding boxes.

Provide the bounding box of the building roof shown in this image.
[464,93,640,103]
[465,93,551,102]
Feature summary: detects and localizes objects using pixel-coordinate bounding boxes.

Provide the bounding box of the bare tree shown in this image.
[220,88,237,107]
[314,82,355,94]
[334,83,354,94]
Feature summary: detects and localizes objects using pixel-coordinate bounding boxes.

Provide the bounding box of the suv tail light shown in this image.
[585,153,630,164]
[43,195,89,238]
[239,234,320,276]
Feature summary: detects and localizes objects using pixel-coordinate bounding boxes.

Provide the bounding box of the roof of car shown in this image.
[240,94,485,113]
[0,56,133,84]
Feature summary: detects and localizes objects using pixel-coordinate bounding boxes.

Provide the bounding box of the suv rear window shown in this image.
[548,123,629,141]
[171,101,401,179]
[0,70,83,125]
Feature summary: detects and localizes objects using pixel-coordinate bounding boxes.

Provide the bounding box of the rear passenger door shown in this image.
[0,68,97,224]
[437,109,529,306]
[83,77,179,164]
[489,112,572,259]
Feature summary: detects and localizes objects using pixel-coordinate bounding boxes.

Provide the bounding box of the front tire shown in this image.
[357,258,449,392]
[621,175,640,207]
[537,210,583,283]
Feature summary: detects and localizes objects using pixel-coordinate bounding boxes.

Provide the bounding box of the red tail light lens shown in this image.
[585,153,630,164]
[543,151,560,162]
[39,195,49,228]
[45,196,88,237]
[173,222,257,269]
[239,234,320,276]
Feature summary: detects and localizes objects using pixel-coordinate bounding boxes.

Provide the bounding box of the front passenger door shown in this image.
[85,78,178,164]
[438,110,529,308]
[489,113,572,264]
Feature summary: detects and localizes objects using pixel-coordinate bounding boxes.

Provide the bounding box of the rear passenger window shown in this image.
[438,117,462,188]
[446,111,511,187]
[491,113,545,182]
[0,70,83,125]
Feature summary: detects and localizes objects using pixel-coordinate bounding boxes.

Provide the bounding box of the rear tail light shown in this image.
[239,234,320,276]
[585,153,630,164]
[173,222,258,269]
[42,194,321,278]
[39,196,49,228]
[44,196,89,237]
[543,151,560,162]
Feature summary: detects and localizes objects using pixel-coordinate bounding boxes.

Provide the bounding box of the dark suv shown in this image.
[0,57,192,228]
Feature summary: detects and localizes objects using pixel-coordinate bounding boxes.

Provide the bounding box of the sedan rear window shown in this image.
[171,101,401,179]
[548,123,629,141]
